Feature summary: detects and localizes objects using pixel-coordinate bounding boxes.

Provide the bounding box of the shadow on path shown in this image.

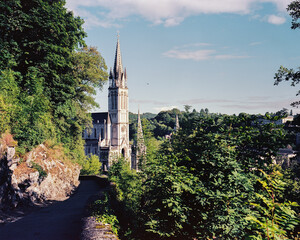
[0,179,104,240]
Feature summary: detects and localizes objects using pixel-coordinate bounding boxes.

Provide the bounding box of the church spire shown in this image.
[137,108,145,146]
[174,114,180,132]
[113,34,123,77]
[134,107,146,171]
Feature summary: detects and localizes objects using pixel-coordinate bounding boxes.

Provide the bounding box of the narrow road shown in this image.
[0,179,104,240]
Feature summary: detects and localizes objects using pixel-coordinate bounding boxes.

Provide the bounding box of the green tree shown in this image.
[72,46,108,111]
[0,69,20,133]
[108,113,298,239]
[274,1,300,107]
[0,0,108,160]
[108,157,144,238]
[81,154,102,175]
[141,129,253,239]
[246,170,299,240]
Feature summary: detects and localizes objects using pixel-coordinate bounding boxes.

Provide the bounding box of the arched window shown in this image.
[123,93,125,109]
[111,92,115,109]
[121,92,124,109]
[115,92,118,109]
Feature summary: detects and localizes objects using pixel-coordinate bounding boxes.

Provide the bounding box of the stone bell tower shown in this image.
[108,36,130,160]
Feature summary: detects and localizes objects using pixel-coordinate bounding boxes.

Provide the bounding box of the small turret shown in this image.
[137,109,145,146]
[134,108,146,171]
[109,67,113,79]
[174,114,180,132]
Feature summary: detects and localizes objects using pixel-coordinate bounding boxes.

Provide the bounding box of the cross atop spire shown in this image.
[113,34,123,77]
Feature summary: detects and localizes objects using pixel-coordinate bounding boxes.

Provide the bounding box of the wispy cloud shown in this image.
[249,41,263,46]
[178,98,234,105]
[153,106,179,112]
[178,96,296,113]
[78,10,120,29]
[163,49,215,61]
[267,14,286,25]
[66,0,290,28]
[163,45,250,61]
[215,54,250,60]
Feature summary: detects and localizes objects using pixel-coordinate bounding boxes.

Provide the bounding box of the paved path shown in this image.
[0,179,103,240]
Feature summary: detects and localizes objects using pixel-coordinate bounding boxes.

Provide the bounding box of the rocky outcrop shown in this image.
[0,143,80,214]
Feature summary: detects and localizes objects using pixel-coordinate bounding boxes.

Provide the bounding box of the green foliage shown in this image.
[97,214,119,235]
[274,1,300,107]
[91,193,119,235]
[288,0,300,30]
[246,169,299,240]
[0,0,107,167]
[109,158,143,213]
[0,69,20,133]
[31,162,47,180]
[108,157,145,238]
[109,112,299,239]
[80,154,102,175]
[142,130,253,239]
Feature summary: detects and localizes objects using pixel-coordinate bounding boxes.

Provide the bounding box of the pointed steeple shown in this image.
[109,67,113,77]
[113,34,123,77]
[174,114,180,132]
[134,107,146,171]
[137,108,145,145]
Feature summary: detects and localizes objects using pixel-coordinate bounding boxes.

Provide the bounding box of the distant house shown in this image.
[275,146,297,169]
[253,115,294,126]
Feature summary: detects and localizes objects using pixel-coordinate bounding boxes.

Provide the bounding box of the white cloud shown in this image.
[267,14,286,25]
[163,48,250,61]
[215,54,250,60]
[163,49,216,61]
[154,106,179,112]
[66,0,290,28]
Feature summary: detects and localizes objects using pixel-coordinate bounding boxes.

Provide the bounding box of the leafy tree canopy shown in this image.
[0,0,108,165]
[274,0,300,107]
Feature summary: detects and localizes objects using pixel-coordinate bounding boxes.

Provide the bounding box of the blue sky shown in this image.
[66,0,300,115]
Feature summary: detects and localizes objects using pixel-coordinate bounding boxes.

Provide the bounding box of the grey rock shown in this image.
[0,144,80,221]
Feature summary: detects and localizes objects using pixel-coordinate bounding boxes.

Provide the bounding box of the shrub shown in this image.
[80,154,102,175]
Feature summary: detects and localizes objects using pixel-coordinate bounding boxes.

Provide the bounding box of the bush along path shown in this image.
[80,176,119,240]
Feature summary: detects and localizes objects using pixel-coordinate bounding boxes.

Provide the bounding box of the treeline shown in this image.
[129,106,293,141]
[130,107,208,141]
[0,1,107,165]
[110,110,300,239]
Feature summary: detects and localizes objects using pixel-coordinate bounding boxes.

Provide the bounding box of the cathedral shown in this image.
[82,37,145,170]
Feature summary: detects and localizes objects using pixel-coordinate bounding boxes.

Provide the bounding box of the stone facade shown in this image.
[83,37,140,170]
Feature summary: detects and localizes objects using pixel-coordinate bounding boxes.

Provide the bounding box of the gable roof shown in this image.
[91,112,111,124]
